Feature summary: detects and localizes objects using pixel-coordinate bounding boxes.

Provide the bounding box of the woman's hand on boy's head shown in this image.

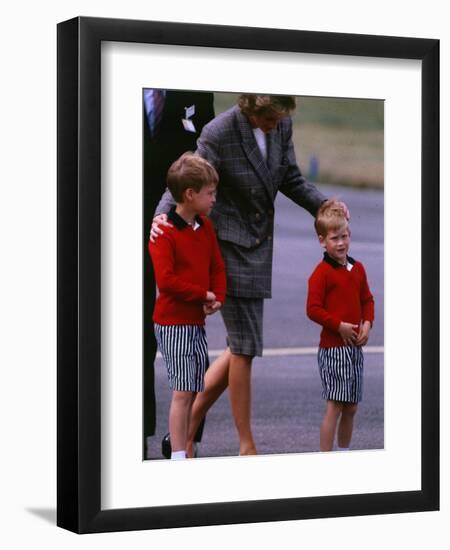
[149,213,173,243]
[323,199,350,220]
[337,201,350,220]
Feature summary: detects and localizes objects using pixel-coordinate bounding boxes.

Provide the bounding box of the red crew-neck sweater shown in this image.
[307,254,375,348]
[148,212,226,325]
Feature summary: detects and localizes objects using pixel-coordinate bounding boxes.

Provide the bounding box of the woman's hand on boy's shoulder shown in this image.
[149,213,173,243]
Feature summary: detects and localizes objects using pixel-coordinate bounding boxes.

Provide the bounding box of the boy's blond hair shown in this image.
[314,200,348,237]
[167,152,218,203]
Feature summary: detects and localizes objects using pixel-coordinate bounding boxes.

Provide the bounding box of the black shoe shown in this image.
[161,432,171,459]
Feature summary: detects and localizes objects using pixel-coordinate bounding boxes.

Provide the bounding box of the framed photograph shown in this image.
[57,16,439,533]
[145,90,385,461]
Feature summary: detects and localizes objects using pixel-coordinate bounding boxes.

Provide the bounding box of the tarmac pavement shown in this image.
[150,350,384,459]
[147,183,384,460]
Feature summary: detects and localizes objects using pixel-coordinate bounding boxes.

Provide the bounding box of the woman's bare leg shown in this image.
[228,353,257,455]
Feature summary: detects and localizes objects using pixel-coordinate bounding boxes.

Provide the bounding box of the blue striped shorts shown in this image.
[154,324,209,392]
[317,346,364,403]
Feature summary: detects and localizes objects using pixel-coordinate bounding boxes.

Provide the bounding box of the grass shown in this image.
[212,92,384,189]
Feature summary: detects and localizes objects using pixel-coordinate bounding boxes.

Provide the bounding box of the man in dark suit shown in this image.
[143,89,215,459]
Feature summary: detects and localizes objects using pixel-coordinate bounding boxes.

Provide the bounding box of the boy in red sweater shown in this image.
[307,200,374,452]
[148,153,226,460]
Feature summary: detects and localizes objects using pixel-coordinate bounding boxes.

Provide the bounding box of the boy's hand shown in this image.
[205,291,216,303]
[355,321,371,346]
[338,322,359,346]
[203,301,222,315]
[149,214,173,243]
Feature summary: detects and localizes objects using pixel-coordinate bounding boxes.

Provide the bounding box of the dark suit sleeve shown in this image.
[278,118,326,216]
[195,92,215,133]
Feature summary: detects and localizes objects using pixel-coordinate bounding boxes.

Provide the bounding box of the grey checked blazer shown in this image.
[155,105,326,298]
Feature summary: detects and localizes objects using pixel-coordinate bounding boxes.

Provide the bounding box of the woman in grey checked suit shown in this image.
[152,94,347,456]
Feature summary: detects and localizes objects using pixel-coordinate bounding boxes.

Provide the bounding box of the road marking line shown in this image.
[156,345,384,359]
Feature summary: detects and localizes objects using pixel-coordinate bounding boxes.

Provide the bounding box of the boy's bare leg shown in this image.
[320,400,343,451]
[228,353,257,455]
[186,349,231,458]
[169,390,194,454]
[337,403,358,448]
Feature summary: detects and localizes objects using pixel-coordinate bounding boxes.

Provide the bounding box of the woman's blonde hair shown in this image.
[238,94,296,117]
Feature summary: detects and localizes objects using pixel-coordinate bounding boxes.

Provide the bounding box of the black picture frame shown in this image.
[57,16,439,534]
